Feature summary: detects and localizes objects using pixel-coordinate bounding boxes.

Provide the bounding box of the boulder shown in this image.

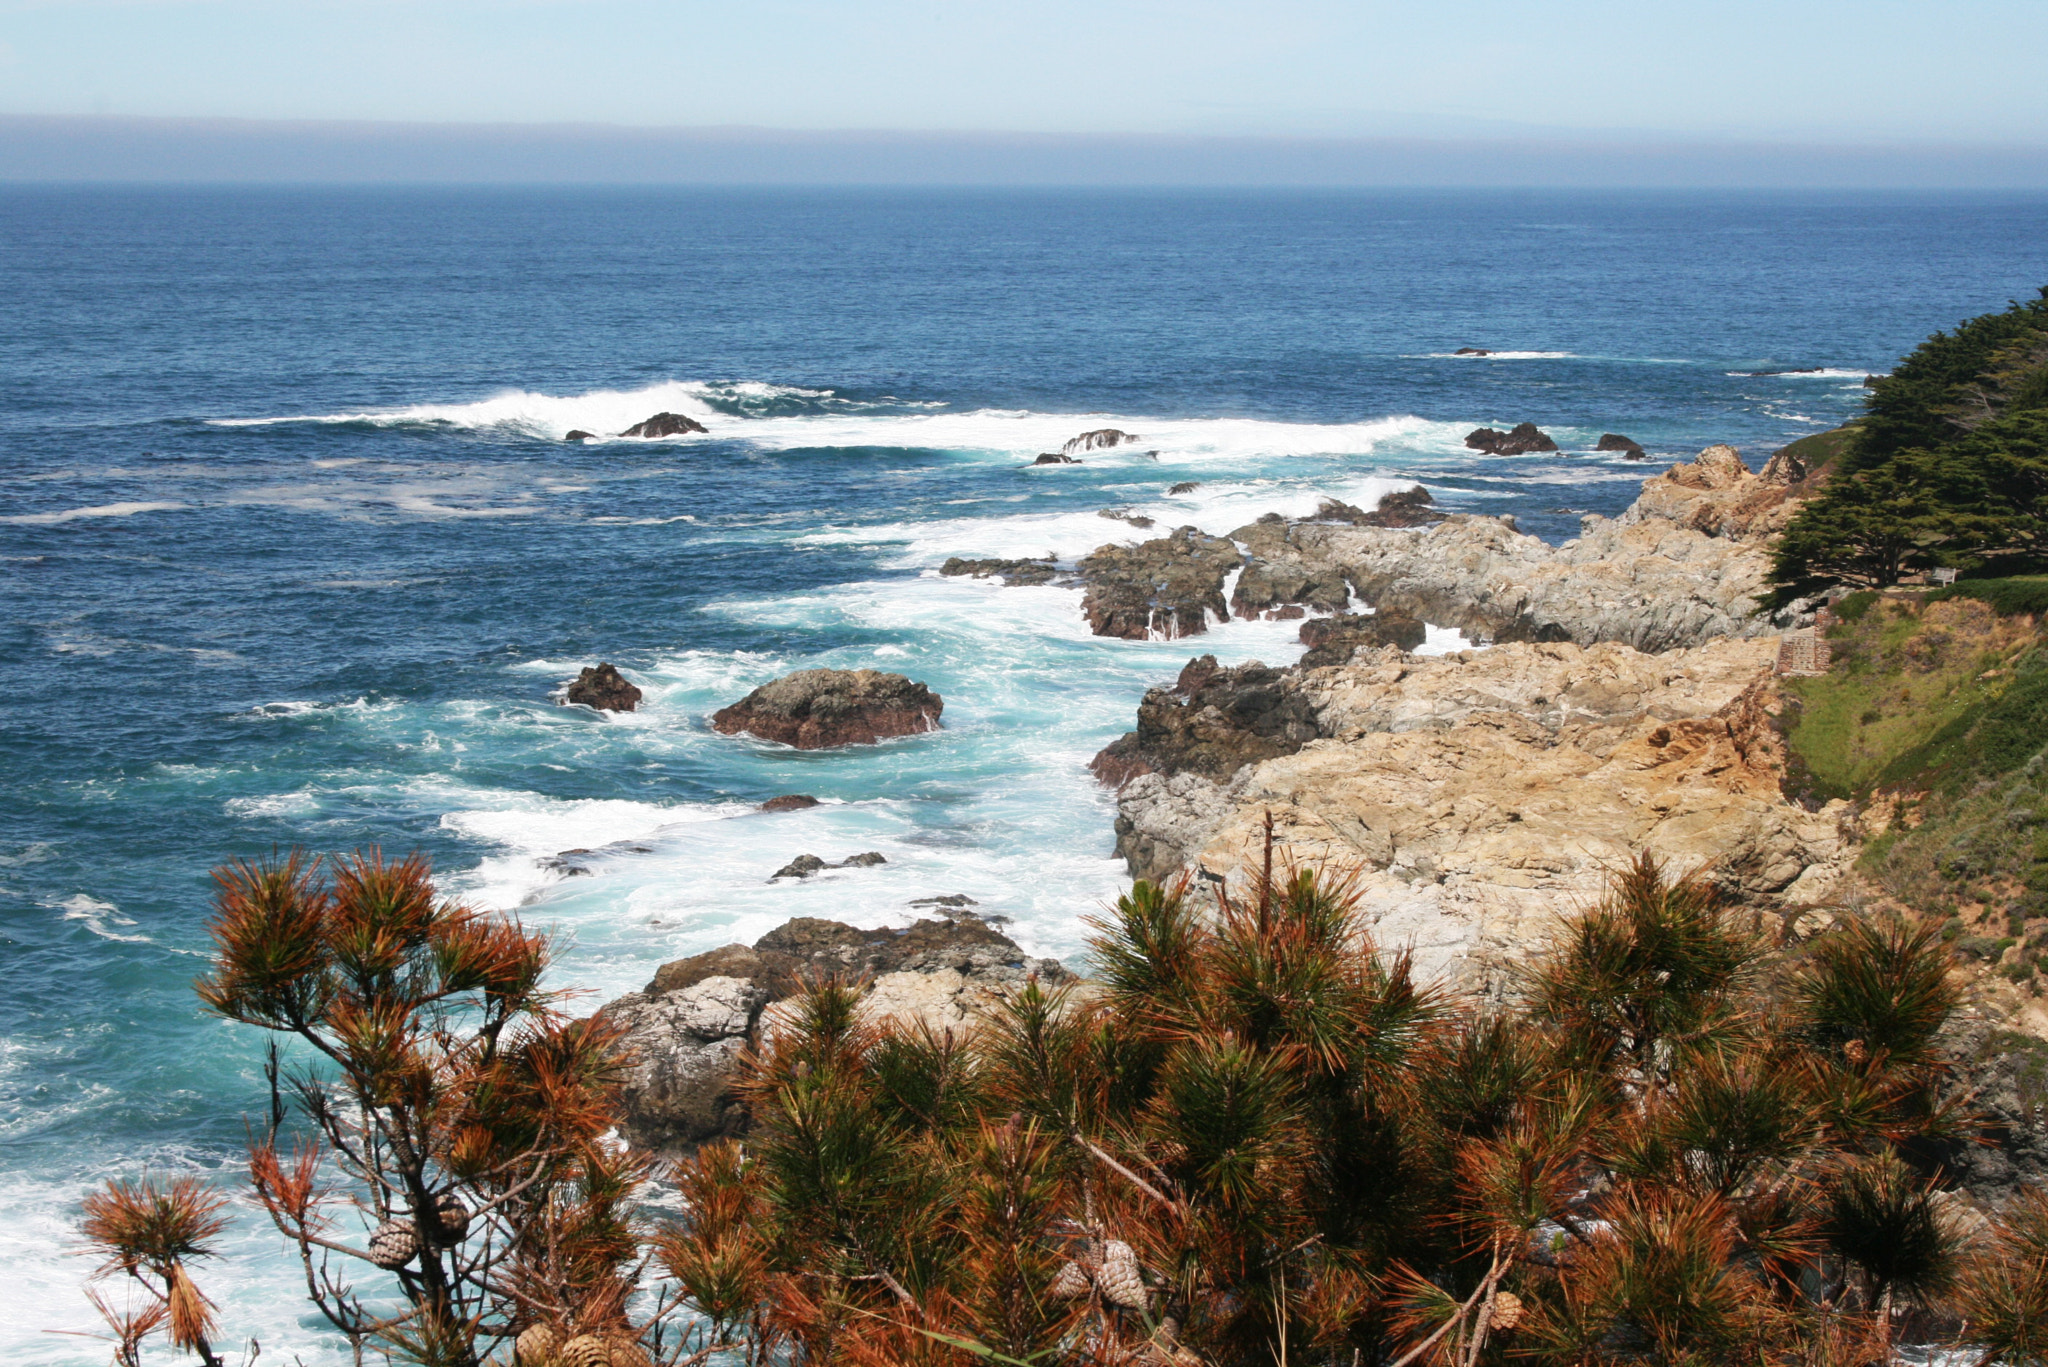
[1298,611,1427,668]
[1062,428,1138,455]
[620,412,709,439]
[565,663,642,713]
[601,916,1071,1152]
[1464,422,1559,456]
[1595,433,1645,457]
[564,430,596,442]
[759,794,821,812]
[711,669,943,749]
[1078,526,1244,640]
[940,556,1065,586]
[1089,654,1320,789]
[1030,453,1080,465]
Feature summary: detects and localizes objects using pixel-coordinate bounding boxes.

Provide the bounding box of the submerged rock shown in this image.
[601,916,1069,1152]
[769,851,886,881]
[565,663,643,713]
[758,794,821,812]
[711,668,943,749]
[1077,526,1244,640]
[1168,481,1201,495]
[940,555,1065,585]
[1062,428,1138,455]
[1030,452,1080,465]
[620,412,708,438]
[1454,347,1493,356]
[564,429,595,442]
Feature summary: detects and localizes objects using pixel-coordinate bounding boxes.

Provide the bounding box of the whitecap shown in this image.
[53,894,151,943]
[2,500,188,525]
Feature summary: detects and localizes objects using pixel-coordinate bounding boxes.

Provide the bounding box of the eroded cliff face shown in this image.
[1112,637,1862,998]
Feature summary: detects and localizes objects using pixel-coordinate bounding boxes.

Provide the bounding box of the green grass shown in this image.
[1925,576,2048,618]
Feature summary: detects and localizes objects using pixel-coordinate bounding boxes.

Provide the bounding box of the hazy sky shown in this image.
[2,0,2045,144]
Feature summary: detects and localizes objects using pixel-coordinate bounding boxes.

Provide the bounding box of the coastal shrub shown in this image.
[1927,575,2048,617]
[83,845,2048,1366]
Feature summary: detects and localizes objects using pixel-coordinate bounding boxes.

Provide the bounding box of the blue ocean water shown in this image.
[3,186,2045,1361]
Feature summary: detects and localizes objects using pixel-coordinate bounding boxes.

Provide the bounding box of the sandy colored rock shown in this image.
[1619,444,1807,540]
[1113,637,1861,997]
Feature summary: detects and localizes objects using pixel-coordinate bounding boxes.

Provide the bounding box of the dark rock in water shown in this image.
[771,854,829,881]
[620,411,709,438]
[1089,654,1321,788]
[1465,422,1558,455]
[910,894,979,908]
[565,663,642,712]
[564,430,595,442]
[1453,347,1493,356]
[1078,525,1244,640]
[1596,433,1646,458]
[1062,428,1138,455]
[1298,611,1427,667]
[940,555,1064,586]
[759,794,821,812]
[1168,481,1201,495]
[1311,486,1444,529]
[768,850,887,881]
[711,668,942,749]
[1030,452,1080,465]
[1099,508,1157,529]
[540,855,594,877]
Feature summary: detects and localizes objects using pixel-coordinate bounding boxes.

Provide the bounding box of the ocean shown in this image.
[3,185,2045,1361]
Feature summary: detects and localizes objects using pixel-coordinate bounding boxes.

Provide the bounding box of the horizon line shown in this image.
[6,114,2048,189]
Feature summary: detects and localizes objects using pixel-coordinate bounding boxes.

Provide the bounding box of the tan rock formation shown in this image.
[1618,443,1808,540]
[1115,637,1862,998]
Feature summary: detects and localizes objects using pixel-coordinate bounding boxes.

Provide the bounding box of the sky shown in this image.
[2,0,2045,143]
[2,0,2047,183]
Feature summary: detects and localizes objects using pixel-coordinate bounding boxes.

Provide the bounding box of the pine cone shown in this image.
[367,1219,419,1271]
[557,1336,610,1367]
[1489,1290,1524,1332]
[1049,1259,1094,1299]
[433,1192,471,1242]
[607,1338,654,1367]
[513,1323,558,1365]
[1098,1240,1148,1310]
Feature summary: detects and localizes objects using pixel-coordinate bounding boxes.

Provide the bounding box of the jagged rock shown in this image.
[1078,526,1244,640]
[769,851,887,881]
[712,669,943,749]
[1596,433,1645,457]
[759,794,820,812]
[910,894,979,909]
[1298,611,1427,668]
[564,430,595,442]
[1099,508,1157,529]
[941,556,1065,586]
[620,412,709,438]
[1063,428,1138,455]
[1454,347,1493,356]
[1231,555,1351,619]
[1937,1012,2048,1204]
[1031,453,1080,465]
[1757,445,1808,485]
[1619,445,1805,541]
[565,663,642,713]
[601,917,1070,1152]
[1168,481,1201,495]
[1111,638,1860,997]
[1089,654,1320,789]
[1465,422,1558,455]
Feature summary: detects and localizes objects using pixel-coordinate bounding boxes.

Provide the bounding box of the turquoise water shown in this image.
[4,186,2046,1361]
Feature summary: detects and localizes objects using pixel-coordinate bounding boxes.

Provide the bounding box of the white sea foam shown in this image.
[1415,350,1577,360]
[2,500,187,525]
[1724,367,1871,379]
[54,894,151,943]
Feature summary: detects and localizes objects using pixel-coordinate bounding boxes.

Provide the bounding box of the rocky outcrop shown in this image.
[1618,444,1808,541]
[711,669,942,748]
[1455,347,1493,356]
[759,794,820,812]
[602,917,1070,1152]
[1596,433,1645,458]
[1465,423,1558,455]
[1099,508,1157,530]
[565,663,642,712]
[1111,637,1861,996]
[941,556,1067,586]
[1297,611,1427,668]
[621,412,709,438]
[1089,654,1321,789]
[564,430,595,442]
[1031,453,1080,466]
[1168,481,1201,495]
[1077,526,1244,640]
[1063,429,1138,455]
